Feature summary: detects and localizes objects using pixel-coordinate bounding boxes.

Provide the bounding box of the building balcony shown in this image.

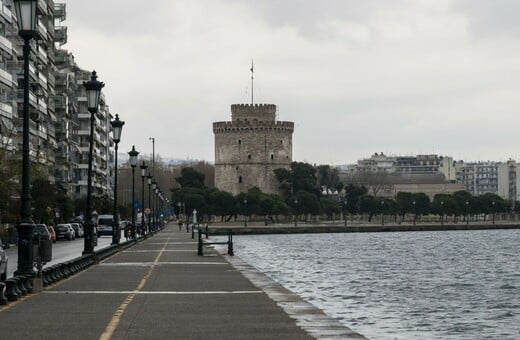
[38,99,47,115]
[0,4,13,25]
[0,68,15,88]
[0,35,13,56]
[37,46,48,65]
[54,26,67,45]
[37,20,48,41]
[0,102,13,119]
[54,3,66,21]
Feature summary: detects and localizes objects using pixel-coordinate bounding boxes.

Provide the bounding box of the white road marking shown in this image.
[46,290,263,295]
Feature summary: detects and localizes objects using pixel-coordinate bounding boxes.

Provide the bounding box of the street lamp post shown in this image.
[244,199,247,227]
[492,201,496,225]
[440,200,444,225]
[343,200,348,227]
[294,199,298,226]
[412,200,416,226]
[140,161,148,238]
[110,114,124,245]
[152,180,157,232]
[381,200,384,226]
[147,173,153,235]
[128,146,139,240]
[13,0,38,275]
[466,201,469,225]
[82,71,105,255]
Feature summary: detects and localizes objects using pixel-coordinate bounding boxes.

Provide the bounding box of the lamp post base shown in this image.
[14,222,35,277]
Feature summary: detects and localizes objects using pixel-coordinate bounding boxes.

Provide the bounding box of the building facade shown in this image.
[0,1,115,200]
[213,104,294,195]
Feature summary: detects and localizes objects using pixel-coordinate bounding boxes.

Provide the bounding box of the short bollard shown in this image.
[23,275,33,294]
[5,279,19,301]
[197,229,203,256]
[206,225,209,239]
[228,229,234,256]
[14,276,27,296]
[191,225,195,239]
[0,282,8,305]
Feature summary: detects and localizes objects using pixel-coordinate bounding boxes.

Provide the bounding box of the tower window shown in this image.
[280,140,283,144]
[271,155,274,160]
[238,139,241,144]
[239,176,242,183]
[248,154,251,160]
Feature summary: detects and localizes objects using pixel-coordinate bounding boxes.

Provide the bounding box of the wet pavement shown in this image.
[0,225,366,339]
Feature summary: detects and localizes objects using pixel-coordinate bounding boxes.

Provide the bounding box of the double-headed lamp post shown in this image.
[110,114,124,245]
[152,180,157,232]
[14,0,38,275]
[82,71,104,255]
[140,161,148,237]
[128,145,139,240]
[147,173,153,235]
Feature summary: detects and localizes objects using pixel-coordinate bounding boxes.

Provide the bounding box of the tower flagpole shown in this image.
[250,60,254,105]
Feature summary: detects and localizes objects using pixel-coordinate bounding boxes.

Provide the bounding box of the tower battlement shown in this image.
[231,104,276,122]
[213,120,294,133]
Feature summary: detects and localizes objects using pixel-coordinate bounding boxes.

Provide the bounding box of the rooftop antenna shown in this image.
[250,60,254,105]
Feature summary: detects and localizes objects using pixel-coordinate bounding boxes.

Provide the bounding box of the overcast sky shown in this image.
[63,0,520,165]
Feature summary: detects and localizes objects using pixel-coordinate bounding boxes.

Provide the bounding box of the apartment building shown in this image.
[354,152,456,181]
[0,0,115,199]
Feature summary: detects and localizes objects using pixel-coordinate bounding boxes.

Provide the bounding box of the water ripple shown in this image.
[232,229,520,340]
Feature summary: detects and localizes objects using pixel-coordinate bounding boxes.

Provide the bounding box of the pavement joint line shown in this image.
[0,256,100,313]
[99,262,228,266]
[44,290,264,295]
[99,236,169,340]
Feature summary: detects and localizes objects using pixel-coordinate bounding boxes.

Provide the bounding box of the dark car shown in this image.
[55,224,74,240]
[34,224,51,241]
[0,242,7,281]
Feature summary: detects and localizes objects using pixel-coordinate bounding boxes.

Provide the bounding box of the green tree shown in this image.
[208,189,236,221]
[176,167,205,189]
[320,198,341,219]
[275,162,319,197]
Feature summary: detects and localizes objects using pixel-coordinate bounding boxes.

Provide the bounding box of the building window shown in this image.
[239,176,242,183]
[248,154,251,160]
[271,155,274,160]
[238,139,241,144]
[280,140,283,144]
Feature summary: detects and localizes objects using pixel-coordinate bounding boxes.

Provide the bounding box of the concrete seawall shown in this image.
[210,223,520,235]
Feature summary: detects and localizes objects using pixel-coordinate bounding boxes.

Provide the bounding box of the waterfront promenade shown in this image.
[0,225,365,339]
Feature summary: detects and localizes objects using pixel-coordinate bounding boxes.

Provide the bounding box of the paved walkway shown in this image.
[0,225,365,339]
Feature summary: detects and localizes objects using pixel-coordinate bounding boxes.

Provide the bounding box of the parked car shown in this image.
[97,214,118,237]
[0,242,7,281]
[33,224,53,263]
[47,225,56,243]
[34,224,52,241]
[55,224,74,240]
[70,223,84,238]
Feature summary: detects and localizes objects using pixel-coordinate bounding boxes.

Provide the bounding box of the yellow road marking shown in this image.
[99,238,169,340]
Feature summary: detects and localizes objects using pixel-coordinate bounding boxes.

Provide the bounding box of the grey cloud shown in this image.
[452,0,520,38]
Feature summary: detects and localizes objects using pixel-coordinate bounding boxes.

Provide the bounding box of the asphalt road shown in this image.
[5,231,123,278]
